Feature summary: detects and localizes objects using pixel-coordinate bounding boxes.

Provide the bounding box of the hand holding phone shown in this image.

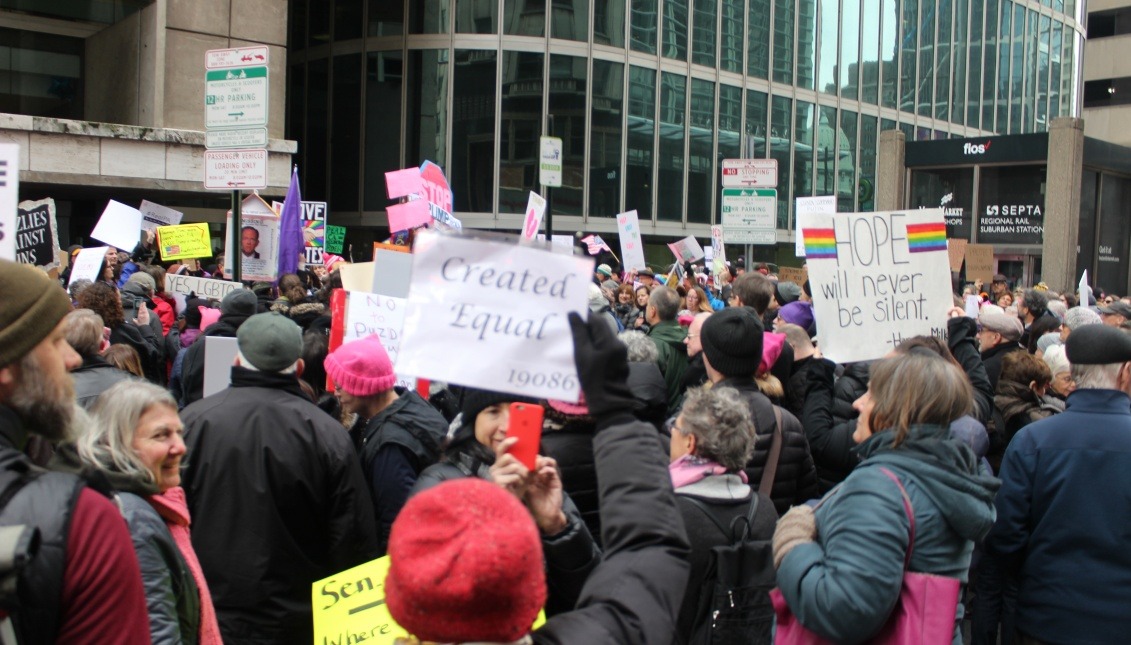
[504,402,543,471]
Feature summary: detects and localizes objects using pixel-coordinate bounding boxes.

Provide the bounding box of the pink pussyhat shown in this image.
[324,334,397,396]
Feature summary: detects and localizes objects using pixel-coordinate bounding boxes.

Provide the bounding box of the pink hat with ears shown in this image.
[324,335,397,396]
[547,391,589,417]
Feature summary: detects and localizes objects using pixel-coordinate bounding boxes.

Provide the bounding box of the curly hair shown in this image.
[77,281,125,329]
[678,386,755,471]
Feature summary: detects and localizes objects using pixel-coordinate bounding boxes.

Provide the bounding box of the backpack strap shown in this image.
[877,467,916,569]
[758,405,784,497]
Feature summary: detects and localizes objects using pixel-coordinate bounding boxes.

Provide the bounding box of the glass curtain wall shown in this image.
[287,0,1082,230]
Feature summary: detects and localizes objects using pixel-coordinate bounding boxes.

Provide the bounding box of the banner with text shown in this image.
[616,210,647,270]
[397,230,592,401]
[139,200,184,232]
[68,246,111,287]
[343,291,413,389]
[804,209,952,363]
[302,201,327,265]
[668,235,705,263]
[795,195,837,258]
[710,226,727,275]
[157,223,212,261]
[164,274,244,301]
[14,198,60,267]
[325,225,346,255]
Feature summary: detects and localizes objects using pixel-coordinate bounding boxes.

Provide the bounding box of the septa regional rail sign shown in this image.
[204,149,268,190]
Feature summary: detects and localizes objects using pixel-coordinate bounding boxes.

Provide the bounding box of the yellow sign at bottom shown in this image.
[312,555,544,644]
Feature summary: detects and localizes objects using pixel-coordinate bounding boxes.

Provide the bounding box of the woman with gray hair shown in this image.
[618,330,667,431]
[76,381,222,644]
[670,385,778,640]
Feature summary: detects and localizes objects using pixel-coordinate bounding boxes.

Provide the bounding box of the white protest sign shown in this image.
[536,234,575,255]
[1079,270,1092,306]
[203,337,240,398]
[91,200,143,251]
[397,230,592,401]
[68,246,111,286]
[164,273,243,301]
[805,209,952,363]
[710,225,727,275]
[616,210,647,270]
[668,235,705,263]
[372,249,414,299]
[0,144,19,262]
[139,200,184,232]
[223,196,279,282]
[795,195,837,258]
[344,291,414,389]
[520,192,546,242]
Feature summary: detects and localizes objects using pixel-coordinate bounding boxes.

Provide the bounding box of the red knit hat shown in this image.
[386,478,546,642]
[324,335,396,396]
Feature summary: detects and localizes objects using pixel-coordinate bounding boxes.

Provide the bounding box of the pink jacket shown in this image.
[148,487,224,644]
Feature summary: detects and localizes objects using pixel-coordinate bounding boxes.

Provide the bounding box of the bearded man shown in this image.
[0,259,149,642]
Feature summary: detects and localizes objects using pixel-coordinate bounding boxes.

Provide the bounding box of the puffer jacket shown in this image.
[627,361,668,432]
[776,425,1000,644]
[648,320,689,415]
[715,377,820,515]
[802,359,861,493]
[994,380,1053,444]
[540,414,600,545]
[116,491,201,644]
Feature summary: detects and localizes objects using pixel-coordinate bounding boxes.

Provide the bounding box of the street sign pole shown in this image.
[230,190,241,283]
[540,127,563,241]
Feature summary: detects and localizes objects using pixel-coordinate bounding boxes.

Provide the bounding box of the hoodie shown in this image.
[776,424,999,644]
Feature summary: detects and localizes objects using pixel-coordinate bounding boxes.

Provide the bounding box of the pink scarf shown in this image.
[669,454,749,489]
[148,487,224,645]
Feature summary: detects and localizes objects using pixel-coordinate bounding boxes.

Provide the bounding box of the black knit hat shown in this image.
[700,307,764,378]
[460,388,520,426]
[183,297,210,328]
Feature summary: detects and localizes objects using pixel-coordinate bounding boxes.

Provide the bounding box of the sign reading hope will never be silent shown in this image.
[396,230,593,402]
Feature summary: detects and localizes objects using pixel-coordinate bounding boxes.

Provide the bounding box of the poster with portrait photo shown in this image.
[223,195,279,282]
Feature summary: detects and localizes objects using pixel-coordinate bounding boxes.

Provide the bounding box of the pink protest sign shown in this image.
[385,168,424,200]
[387,200,432,233]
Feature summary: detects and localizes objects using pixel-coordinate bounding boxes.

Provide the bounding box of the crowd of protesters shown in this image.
[1,233,1129,645]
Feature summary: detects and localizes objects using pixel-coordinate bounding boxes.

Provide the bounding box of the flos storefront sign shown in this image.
[397,230,593,401]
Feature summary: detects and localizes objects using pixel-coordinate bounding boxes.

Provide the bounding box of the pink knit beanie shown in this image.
[324,335,397,396]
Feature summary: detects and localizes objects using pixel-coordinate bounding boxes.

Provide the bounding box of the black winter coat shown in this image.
[180,367,379,644]
[832,361,870,425]
[72,355,134,408]
[627,361,669,431]
[178,313,250,407]
[541,416,600,545]
[533,417,691,642]
[981,340,1021,392]
[802,358,861,493]
[109,322,163,385]
[784,355,815,420]
[948,315,995,423]
[715,378,820,515]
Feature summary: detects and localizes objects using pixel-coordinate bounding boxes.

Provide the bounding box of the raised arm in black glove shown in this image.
[568,311,639,431]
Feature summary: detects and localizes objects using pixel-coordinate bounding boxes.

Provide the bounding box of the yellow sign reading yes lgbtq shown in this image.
[312,556,545,645]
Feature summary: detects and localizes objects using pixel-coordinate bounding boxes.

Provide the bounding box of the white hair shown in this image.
[236,349,298,375]
[1071,363,1122,390]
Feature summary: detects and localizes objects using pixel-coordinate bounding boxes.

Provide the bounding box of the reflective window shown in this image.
[797,0,817,91]
[950,0,968,126]
[590,60,624,216]
[770,96,792,227]
[410,0,449,33]
[720,0,743,73]
[838,109,857,212]
[860,0,879,104]
[306,59,329,202]
[841,0,860,100]
[1035,14,1051,131]
[746,89,768,158]
[773,0,795,84]
[336,0,363,39]
[1009,5,1024,133]
[663,0,689,61]
[290,0,307,50]
[548,54,587,216]
[658,72,686,222]
[817,0,838,94]
[364,51,404,211]
[935,0,953,122]
[899,0,917,113]
[996,2,1010,132]
[692,0,717,67]
[967,0,984,127]
[748,0,770,79]
[406,49,449,168]
[594,0,626,46]
[982,0,998,130]
[795,101,816,204]
[451,50,497,212]
[499,52,543,215]
[1049,21,1062,120]
[626,66,656,219]
[910,168,974,239]
[880,0,897,109]
[369,0,404,36]
[457,0,497,33]
[917,0,935,117]
[1022,10,1038,132]
[551,0,588,40]
[815,105,837,200]
[717,84,742,222]
[309,0,330,44]
[858,114,878,211]
[688,79,714,224]
[631,0,658,54]
[0,28,83,119]
[287,59,306,159]
[504,0,544,35]
[1077,170,1097,281]
[1061,27,1075,118]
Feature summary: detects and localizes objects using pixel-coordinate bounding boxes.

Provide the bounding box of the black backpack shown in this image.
[683,494,776,644]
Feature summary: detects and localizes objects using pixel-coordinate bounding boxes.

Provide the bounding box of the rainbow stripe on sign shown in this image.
[803,229,837,259]
[906,222,947,253]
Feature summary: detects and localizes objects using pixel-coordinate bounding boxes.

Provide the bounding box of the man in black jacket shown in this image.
[178,288,260,407]
[978,310,1023,390]
[699,307,820,515]
[324,334,448,555]
[181,312,379,644]
[62,308,134,408]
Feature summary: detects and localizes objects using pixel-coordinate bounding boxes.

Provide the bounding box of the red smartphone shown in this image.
[505,402,544,470]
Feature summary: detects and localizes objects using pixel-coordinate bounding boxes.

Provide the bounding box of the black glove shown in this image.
[568,311,638,430]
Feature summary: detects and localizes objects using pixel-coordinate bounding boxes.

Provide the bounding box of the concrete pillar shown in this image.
[876,130,906,212]
[1042,117,1085,292]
